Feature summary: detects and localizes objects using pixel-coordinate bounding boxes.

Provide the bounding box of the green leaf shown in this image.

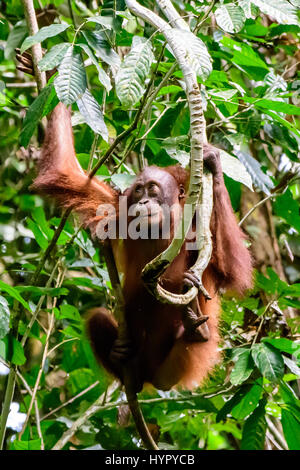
[231,380,262,419]
[68,368,95,394]
[54,47,87,105]
[87,16,114,30]
[110,174,136,192]
[20,23,70,53]
[38,43,71,72]
[0,280,31,311]
[170,29,212,81]
[161,136,190,168]
[283,357,300,377]
[221,37,269,80]
[230,349,254,385]
[116,36,154,108]
[262,337,300,356]
[27,218,48,250]
[241,398,267,450]
[251,0,299,25]
[274,189,300,233]
[32,207,54,240]
[83,31,121,68]
[235,150,274,195]
[59,304,81,322]
[0,296,10,339]
[20,84,56,147]
[215,4,246,33]
[279,382,300,407]
[216,380,262,421]
[251,343,285,382]
[76,89,108,141]
[281,407,300,450]
[11,439,41,450]
[219,150,253,190]
[12,337,26,365]
[77,43,112,92]
[244,97,300,116]
[4,20,27,59]
[239,0,257,19]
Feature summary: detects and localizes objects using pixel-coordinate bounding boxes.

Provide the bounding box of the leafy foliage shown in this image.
[0,0,299,452]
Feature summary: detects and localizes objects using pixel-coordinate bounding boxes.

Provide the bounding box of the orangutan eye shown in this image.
[148,182,159,194]
[135,184,143,194]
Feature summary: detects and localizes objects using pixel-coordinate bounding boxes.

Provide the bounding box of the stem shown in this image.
[102,242,158,450]
[52,381,120,450]
[0,367,16,449]
[30,209,71,287]
[21,0,46,92]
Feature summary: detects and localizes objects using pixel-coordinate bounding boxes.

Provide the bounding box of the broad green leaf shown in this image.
[11,439,41,450]
[231,380,262,419]
[274,189,300,233]
[116,36,154,108]
[251,343,284,382]
[111,174,136,192]
[68,368,95,394]
[170,29,212,81]
[216,381,262,422]
[32,207,54,240]
[77,43,112,92]
[215,4,246,33]
[283,357,300,377]
[76,89,108,141]
[38,43,71,72]
[241,398,267,450]
[54,47,87,105]
[244,97,300,116]
[12,337,26,365]
[0,296,10,339]
[220,150,253,190]
[87,16,114,30]
[238,0,256,18]
[83,31,121,68]
[279,382,300,407]
[20,84,56,147]
[281,407,300,450]
[161,136,190,168]
[221,37,269,80]
[20,23,70,53]
[262,337,300,356]
[230,349,254,385]
[251,0,299,25]
[16,286,69,297]
[59,304,81,322]
[4,20,27,59]
[27,218,48,250]
[234,149,274,195]
[0,280,31,311]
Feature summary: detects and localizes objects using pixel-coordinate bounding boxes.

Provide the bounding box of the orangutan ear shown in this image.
[178,184,185,200]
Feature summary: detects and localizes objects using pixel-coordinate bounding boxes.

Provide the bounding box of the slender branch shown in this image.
[30,209,71,287]
[102,242,159,450]
[21,0,46,92]
[18,266,66,439]
[0,367,16,449]
[52,381,120,450]
[158,0,189,30]
[41,381,100,421]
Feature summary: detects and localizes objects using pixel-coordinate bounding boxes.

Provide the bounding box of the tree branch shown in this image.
[21,0,46,92]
